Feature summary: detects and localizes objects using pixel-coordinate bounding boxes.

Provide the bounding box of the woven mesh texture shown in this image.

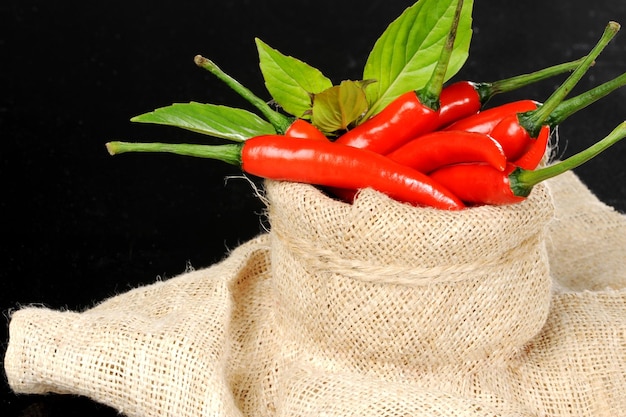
[267,180,554,370]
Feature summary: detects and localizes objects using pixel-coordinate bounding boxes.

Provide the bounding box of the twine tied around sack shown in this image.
[270,226,543,286]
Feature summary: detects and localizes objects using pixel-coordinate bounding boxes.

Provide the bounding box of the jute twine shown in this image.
[270,226,543,285]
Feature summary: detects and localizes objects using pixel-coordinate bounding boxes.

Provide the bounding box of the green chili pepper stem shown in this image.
[417,0,464,111]
[474,57,587,104]
[510,121,626,197]
[546,70,626,127]
[518,21,620,138]
[106,141,243,166]
[193,55,293,134]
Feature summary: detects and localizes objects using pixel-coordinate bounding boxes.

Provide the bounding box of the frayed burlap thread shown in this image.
[5,172,626,417]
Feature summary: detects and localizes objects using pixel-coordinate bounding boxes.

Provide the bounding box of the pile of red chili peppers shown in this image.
[106,2,626,211]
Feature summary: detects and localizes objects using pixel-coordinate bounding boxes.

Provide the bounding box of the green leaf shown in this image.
[256,38,333,119]
[130,102,276,141]
[311,81,372,133]
[363,0,474,117]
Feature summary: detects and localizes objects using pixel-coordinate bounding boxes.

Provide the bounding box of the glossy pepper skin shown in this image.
[241,135,465,210]
[386,130,507,173]
[430,120,626,206]
[489,113,541,161]
[284,119,328,141]
[511,125,551,170]
[430,163,526,206]
[334,91,440,154]
[436,81,482,129]
[435,57,587,129]
[443,100,540,135]
[106,135,464,209]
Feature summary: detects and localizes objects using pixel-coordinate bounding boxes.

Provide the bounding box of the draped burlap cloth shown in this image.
[5,171,626,416]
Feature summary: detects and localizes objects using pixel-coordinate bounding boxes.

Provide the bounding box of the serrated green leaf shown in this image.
[311,81,371,133]
[363,0,473,118]
[256,38,333,119]
[130,102,276,141]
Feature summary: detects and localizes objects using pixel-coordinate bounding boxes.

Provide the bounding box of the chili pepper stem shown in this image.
[417,0,464,111]
[510,121,626,197]
[106,141,243,166]
[518,21,619,138]
[547,71,626,127]
[474,57,587,104]
[194,55,293,134]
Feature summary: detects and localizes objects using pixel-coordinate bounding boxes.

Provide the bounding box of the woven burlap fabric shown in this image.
[267,180,554,372]
[4,171,626,416]
[545,171,626,291]
[4,236,278,417]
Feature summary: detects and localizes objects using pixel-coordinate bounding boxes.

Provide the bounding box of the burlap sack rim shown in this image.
[264,180,555,286]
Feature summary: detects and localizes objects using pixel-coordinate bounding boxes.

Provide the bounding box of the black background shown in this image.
[2,1,626,415]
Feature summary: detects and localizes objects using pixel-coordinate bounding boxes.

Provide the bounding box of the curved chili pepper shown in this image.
[445,67,626,165]
[334,0,464,154]
[106,136,465,210]
[436,57,585,129]
[437,81,482,130]
[334,91,440,153]
[283,120,361,203]
[430,121,626,205]
[467,22,619,161]
[386,130,507,173]
[284,119,328,141]
[443,100,540,135]
[283,118,356,202]
[489,113,538,160]
[430,163,526,205]
[493,111,564,162]
[512,125,551,170]
[488,21,619,161]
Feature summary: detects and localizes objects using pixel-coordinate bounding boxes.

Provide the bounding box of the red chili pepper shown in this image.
[429,121,626,205]
[337,53,583,152]
[437,81,482,130]
[511,125,551,170]
[444,67,626,165]
[106,136,466,210]
[283,119,357,203]
[386,130,507,173]
[489,113,539,161]
[487,22,618,161]
[443,100,539,135]
[436,57,585,130]
[430,163,526,205]
[334,0,464,154]
[285,119,328,141]
[334,91,440,153]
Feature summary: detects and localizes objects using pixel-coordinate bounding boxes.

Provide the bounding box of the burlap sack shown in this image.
[5,171,626,416]
[267,180,554,372]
